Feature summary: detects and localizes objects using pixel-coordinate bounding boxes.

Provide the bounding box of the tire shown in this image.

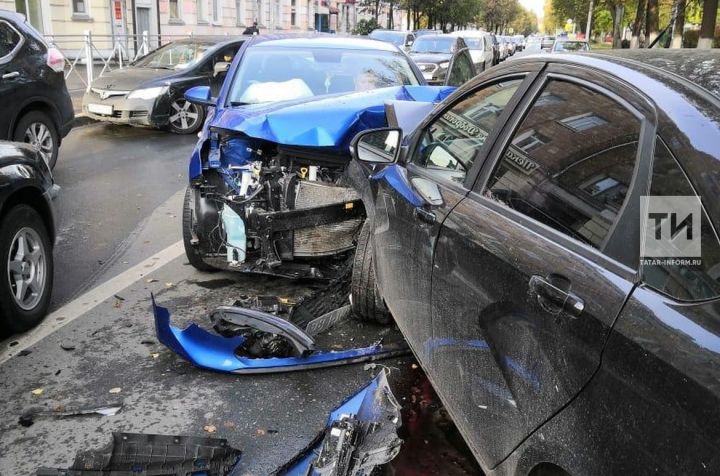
[183,185,217,272]
[13,111,59,170]
[0,205,53,332]
[167,97,205,135]
[351,218,391,324]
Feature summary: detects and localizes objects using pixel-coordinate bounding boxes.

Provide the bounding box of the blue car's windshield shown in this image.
[227,46,420,105]
[369,31,405,46]
[410,37,455,54]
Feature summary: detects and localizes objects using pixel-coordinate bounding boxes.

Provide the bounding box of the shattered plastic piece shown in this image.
[108,387,121,394]
[19,401,123,427]
[36,432,240,476]
[31,388,44,396]
[275,370,403,475]
[152,297,410,374]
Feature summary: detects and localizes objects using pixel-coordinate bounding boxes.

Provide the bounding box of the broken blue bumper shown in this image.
[152,299,410,374]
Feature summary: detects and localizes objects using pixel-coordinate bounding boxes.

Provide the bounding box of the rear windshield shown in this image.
[369,31,404,46]
[410,37,455,54]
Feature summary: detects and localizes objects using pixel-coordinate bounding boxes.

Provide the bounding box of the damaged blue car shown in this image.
[180,35,474,321]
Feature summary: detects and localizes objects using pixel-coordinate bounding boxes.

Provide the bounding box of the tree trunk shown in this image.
[586,0,595,40]
[388,2,393,29]
[613,4,625,48]
[671,0,686,47]
[631,0,646,47]
[698,0,718,48]
[407,8,411,30]
[646,0,659,45]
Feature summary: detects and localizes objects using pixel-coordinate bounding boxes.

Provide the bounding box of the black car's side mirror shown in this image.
[214,61,230,77]
[184,86,215,107]
[351,128,402,165]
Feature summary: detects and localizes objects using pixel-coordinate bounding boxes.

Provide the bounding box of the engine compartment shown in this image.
[189,129,364,278]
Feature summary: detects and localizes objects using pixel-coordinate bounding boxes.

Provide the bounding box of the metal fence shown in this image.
[44,31,234,92]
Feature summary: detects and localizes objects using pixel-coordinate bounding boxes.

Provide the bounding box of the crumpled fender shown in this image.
[152,297,410,374]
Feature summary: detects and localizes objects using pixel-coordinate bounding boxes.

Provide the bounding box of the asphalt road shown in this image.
[50,123,196,309]
[0,123,480,475]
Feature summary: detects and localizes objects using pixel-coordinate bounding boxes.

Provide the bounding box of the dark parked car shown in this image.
[369,29,415,51]
[82,37,244,134]
[0,10,74,169]
[349,50,720,474]
[0,141,57,332]
[408,34,475,84]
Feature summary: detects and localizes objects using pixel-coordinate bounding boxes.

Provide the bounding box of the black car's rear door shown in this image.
[0,18,27,139]
[372,69,536,366]
[430,66,655,468]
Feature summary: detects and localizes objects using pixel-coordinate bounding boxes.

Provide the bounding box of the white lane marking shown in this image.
[0,240,184,365]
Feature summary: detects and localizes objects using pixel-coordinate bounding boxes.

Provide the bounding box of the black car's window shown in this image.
[642,137,720,301]
[0,21,22,59]
[415,79,523,183]
[485,79,641,250]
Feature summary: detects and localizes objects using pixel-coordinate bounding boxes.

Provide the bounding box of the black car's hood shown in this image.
[408,52,453,64]
[89,67,179,91]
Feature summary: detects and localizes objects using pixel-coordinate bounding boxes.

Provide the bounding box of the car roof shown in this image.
[588,49,720,99]
[248,34,402,52]
[447,30,488,37]
[171,36,245,46]
[414,34,455,41]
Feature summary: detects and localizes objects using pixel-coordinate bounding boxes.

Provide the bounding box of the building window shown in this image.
[560,112,608,132]
[513,129,546,153]
[235,0,245,25]
[291,0,297,26]
[72,0,87,14]
[169,0,180,19]
[197,0,207,22]
[212,0,220,23]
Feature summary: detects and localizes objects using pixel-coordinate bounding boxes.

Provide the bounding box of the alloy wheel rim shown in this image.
[169,99,200,131]
[7,227,46,311]
[24,122,54,165]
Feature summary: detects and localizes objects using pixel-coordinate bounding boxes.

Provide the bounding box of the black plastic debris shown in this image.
[37,432,241,475]
[19,401,123,427]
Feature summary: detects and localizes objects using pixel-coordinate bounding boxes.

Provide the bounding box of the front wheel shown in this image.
[0,205,53,332]
[167,97,205,135]
[182,185,216,272]
[351,218,391,324]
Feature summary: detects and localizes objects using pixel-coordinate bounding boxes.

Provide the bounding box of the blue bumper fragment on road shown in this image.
[152,298,410,374]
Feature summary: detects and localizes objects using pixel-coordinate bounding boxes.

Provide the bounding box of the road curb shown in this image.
[73,113,98,128]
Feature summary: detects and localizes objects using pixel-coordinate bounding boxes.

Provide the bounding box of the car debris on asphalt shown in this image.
[36,371,402,476]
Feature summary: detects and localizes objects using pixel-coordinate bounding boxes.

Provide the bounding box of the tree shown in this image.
[671,0,686,47]
[352,18,381,34]
[698,0,718,47]
[511,7,538,34]
[646,0,660,44]
[630,0,646,47]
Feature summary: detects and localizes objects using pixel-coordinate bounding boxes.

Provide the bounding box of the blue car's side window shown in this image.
[414,79,523,184]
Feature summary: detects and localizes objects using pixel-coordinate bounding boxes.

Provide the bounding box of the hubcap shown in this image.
[7,227,46,311]
[169,99,200,131]
[24,122,54,166]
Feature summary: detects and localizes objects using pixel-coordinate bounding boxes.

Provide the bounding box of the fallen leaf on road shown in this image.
[411,363,419,369]
[165,282,174,288]
[146,278,158,283]
[108,387,122,394]
[256,428,266,436]
[150,353,159,359]
[203,425,217,433]
[223,421,236,428]
[31,388,44,396]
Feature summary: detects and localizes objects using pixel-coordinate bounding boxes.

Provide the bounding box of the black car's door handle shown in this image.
[529,274,585,317]
[413,207,436,224]
[2,71,19,80]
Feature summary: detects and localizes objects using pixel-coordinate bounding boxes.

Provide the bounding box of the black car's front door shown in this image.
[372,74,529,366]
[430,72,652,467]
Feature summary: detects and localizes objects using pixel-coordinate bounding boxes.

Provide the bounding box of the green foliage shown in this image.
[353,18,381,35]
[510,7,538,35]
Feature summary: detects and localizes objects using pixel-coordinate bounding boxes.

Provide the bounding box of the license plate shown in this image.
[88,103,113,115]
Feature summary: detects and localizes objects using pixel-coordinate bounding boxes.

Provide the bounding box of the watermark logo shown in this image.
[641,196,701,266]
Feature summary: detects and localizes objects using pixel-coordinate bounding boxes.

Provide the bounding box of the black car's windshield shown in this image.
[410,37,455,54]
[369,31,405,46]
[553,41,589,51]
[134,42,214,69]
[227,46,420,105]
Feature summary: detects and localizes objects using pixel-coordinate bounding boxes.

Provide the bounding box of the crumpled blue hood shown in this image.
[209,85,455,150]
